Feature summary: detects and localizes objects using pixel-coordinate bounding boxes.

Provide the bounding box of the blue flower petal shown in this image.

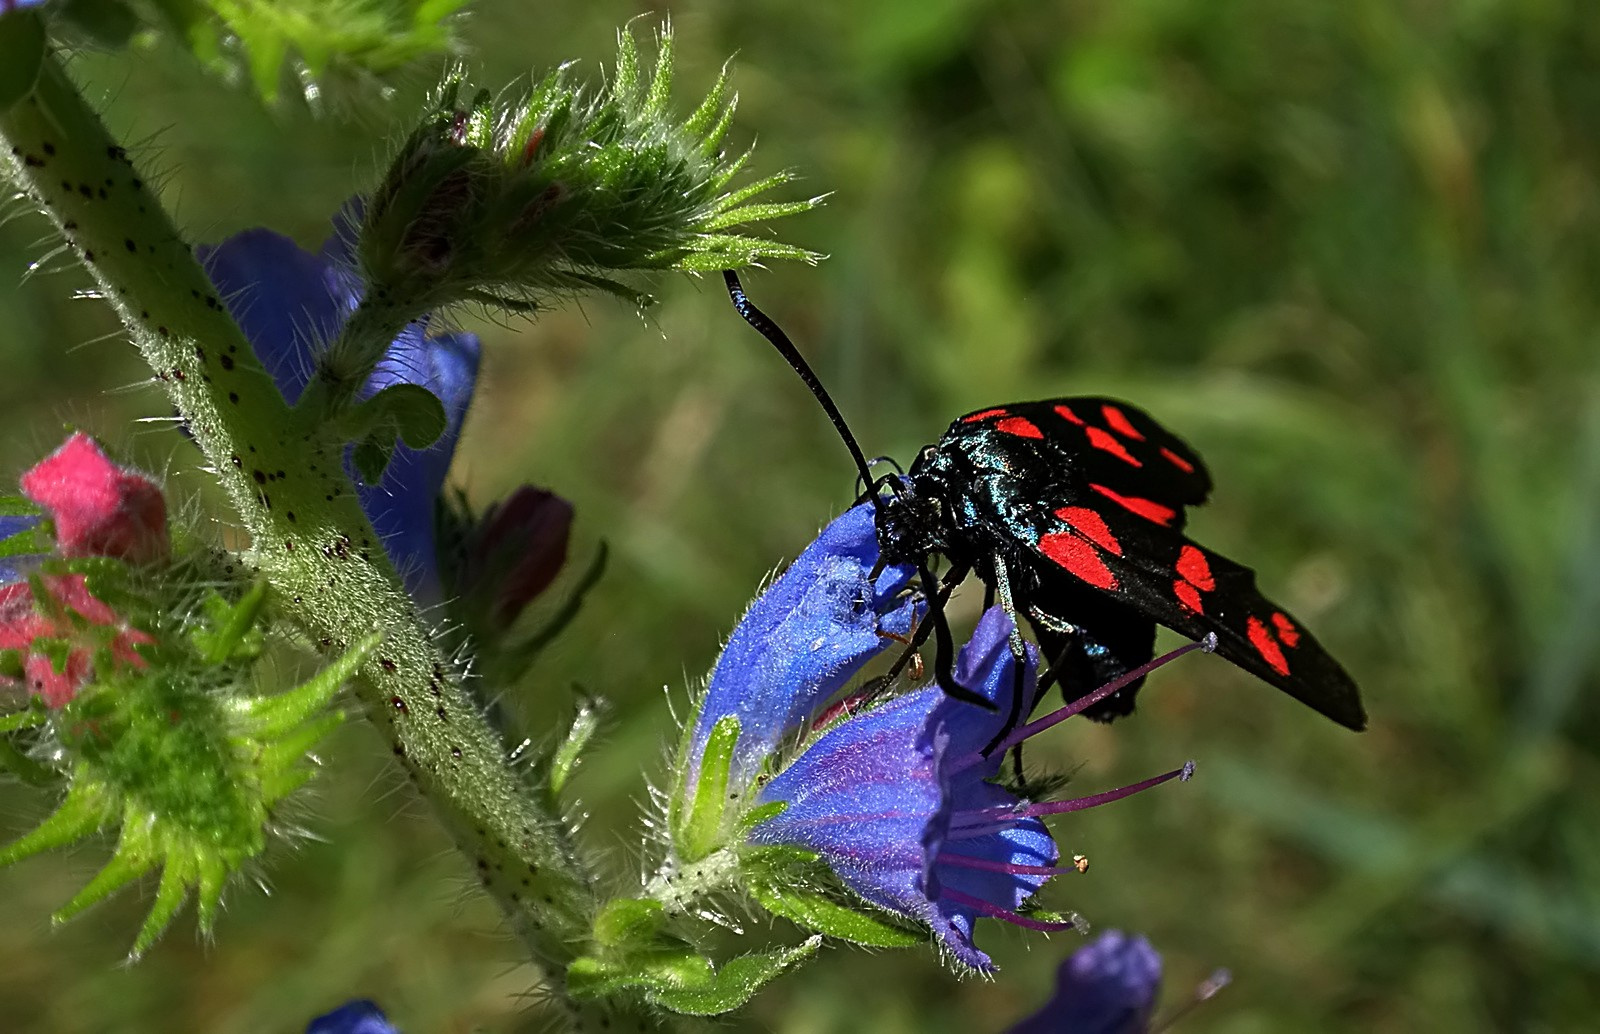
[199,229,356,405]
[0,514,43,585]
[751,686,944,919]
[200,211,482,606]
[691,501,920,791]
[925,604,1037,771]
[305,998,399,1034]
[751,606,1054,970]
[355,329,481,604]
[1007,931,1163,1034]
[924,773,1054,970]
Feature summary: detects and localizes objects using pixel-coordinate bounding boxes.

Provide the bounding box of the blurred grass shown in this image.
[3,0,1599,1031]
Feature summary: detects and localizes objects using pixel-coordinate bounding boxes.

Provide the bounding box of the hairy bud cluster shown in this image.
[357,26,819,317]
[0,434,376,958]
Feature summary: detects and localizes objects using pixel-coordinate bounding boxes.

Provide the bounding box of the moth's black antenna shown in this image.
[723,271,876,495]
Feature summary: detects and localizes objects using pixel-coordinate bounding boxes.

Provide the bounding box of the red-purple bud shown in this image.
[20,433,169,564]
[467,486,573,632]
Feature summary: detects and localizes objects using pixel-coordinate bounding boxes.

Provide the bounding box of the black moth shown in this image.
[722,271,1366,746]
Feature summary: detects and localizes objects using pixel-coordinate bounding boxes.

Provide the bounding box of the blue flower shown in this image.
[305,999,398,1034]
[749,606,1057,970]
[1008,931,1162,1034]
[744,602,1203,970]
[0,514,43,585]
[199,206,480,606]
[685,500,921,795]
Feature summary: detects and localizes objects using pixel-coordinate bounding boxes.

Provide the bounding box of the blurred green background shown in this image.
[4,0,1600,1031]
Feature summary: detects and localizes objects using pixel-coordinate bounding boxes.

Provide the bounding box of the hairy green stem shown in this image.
[297,292,425,420]
[0,53,651,1028]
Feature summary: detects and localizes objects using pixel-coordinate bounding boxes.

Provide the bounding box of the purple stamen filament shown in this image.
[950,764,1193,833]
[950,634,1215,776]
[939,887,1076,932]
[938,853,1082,877]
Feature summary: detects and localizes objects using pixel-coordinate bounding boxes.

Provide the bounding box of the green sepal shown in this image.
[0,495,43,518]
[567,935,821,1017]
[191,582,269,664]
[647,937,820,1016]
[0,734,54,786]
[731,799,786,840]
[0,519,51,559]
[592,897,669,950]
[676,714,739,862]
[491,540,608,683]
[0,702,47,735]
[0,631,380,959]
[547,697,602,802]
[742,846,922,949]
[0,9,45,113]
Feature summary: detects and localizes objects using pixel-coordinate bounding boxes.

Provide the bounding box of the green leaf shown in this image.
[0,10,45,113]
[354,382,449,450]
[566,949,709,1001]
[645,937,821,1016]
[592,898,668,950]
[351,437,395,485]
[567,937,821,1017]
[678,714,739,861]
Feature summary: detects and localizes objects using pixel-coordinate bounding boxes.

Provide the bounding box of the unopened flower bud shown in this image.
[21,432,168,564]
[445,485,573,634]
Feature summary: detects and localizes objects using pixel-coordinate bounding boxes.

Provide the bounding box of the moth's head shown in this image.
[872,473,944,565]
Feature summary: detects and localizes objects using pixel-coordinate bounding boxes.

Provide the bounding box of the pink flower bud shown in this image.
[21,433,169,564]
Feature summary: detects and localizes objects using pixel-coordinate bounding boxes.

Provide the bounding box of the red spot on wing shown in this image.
[1272,612,1301,649]
[962,408,1009,423]
[1054,506,1123,555]
[995,416,1044,439]
[1090,483,1176,525]
[1038,532,1119,590]
[1247,615,1291,676]
[1101,405,1145,441]
[1160,447,1195,474]
[1175,580,1204,614]
[1085,427,1144,467]
[1176,545,1215,591]
[1054,404,1085,425]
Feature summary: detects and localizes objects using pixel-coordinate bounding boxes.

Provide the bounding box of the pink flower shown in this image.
[0,434,167,707]
[20,432,168,564]
[0,575,153,708]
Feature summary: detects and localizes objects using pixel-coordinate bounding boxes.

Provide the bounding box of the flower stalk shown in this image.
[0,49,610,1012]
